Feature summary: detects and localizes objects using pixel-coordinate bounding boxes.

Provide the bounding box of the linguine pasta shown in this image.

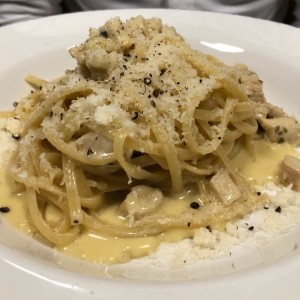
[7,16,268,252]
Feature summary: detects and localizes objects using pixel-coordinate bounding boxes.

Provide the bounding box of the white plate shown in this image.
[1,9,300,299]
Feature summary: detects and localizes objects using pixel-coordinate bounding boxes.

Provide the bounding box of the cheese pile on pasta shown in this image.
[8,16,264,247]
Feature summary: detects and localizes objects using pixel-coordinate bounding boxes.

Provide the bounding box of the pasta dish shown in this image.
[2,16,300,263]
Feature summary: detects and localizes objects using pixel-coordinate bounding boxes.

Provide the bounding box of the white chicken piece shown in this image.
[258,117,300,146]
[234,64,266,103]
[281,155,300,192]
[120,185,163,224]
[210,168,241,205]
[255,102,300,146]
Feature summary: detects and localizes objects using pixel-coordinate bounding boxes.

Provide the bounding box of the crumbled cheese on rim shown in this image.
[0,118,18,169]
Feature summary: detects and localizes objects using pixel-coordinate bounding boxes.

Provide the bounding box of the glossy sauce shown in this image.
[0,140,296,264]
[231,139,295,185]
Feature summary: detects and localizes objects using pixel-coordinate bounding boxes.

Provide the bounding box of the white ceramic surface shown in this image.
[1,9,300,299]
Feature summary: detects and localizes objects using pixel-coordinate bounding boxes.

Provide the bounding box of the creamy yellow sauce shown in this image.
[0,140,296,264]
[0,171,193,264]
[231,139,295,185]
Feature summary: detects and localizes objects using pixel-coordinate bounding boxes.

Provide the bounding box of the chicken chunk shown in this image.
[231,66,300,145]
[255,102,286,119]
[281,155,300,192]
[258,117,300,145]
[234,64,266,103]
[120,185,163,222]
[210,168,241,205]
[254,101,300,146]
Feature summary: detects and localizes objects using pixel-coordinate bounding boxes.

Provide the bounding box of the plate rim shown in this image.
[1,9,300,300]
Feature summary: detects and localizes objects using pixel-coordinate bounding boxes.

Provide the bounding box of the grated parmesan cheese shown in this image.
[94,104,123,125]
[124,182,300,272]
[0,118,18,169]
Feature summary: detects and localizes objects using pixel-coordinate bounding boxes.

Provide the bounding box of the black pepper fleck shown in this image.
[100,30,109,38]
[206,225,212,232]
[0,207,10,213]
[257,192,261,196]
[144,78,152,85]
[131,111,139,120]
[190,202,200,209]
[12,133,20,140]
[187,222,191,227]
[150,100,156,108]
[248,226,254,231]
[160,68,166,76]
[87,148,94,156]
[152,89,160,98]
[13,102,19,107]
[275,206,282,213]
